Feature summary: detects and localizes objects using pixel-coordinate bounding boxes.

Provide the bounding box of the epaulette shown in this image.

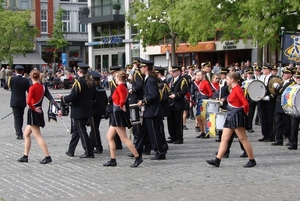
[73,79,81,93]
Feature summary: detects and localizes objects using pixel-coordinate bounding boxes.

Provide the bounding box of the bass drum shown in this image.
[244,80,266,101]
[281,85,300,115]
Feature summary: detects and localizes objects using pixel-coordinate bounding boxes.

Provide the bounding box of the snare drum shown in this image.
[281,85,300,115]
[244,80,266,101]
[216,112,227,130]
[202,99,221,113]
[129,104,141,125]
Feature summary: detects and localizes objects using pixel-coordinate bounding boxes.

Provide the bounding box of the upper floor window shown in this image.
[78,11,87,32]
[62,11,71,32]
[19,0,32,10]
[41,10,48,33]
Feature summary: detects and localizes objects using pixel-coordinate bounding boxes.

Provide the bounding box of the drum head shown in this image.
[247,80,266,101]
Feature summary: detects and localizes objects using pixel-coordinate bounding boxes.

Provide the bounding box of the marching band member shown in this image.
[258,64,277,142]
[137,61,167,160]
[207,72,256,168]
[107,65,123,150]
[18,69,62,164]
[167,65,189,144]
[89,71,108,154]
[187,65,196,120]
[288,71,300,150]
[103,70,142,167]
[190,70,212,139]
[271,67,295,146]
[210,74,220,99]
[253,66,262,126]
[202,62,213,82]
[182,67,192,130]
[58,63,95,159]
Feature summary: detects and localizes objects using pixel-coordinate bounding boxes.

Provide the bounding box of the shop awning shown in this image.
[2,53,47,65]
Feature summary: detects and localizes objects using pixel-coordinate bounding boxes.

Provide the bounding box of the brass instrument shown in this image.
[268,77,283,95]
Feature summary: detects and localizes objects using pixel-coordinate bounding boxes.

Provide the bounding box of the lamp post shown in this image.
[279,26,285,76]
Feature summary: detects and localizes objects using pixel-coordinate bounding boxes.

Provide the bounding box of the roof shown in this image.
[2,53,47,65]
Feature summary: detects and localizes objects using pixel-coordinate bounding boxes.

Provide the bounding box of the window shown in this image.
[62,11,71,32]
[41,10,48,33]
[78,11,87,32]
[19,0,31,9]
[78,0,87,2]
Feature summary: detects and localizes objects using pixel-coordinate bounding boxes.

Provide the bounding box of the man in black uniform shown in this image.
[166,65,189,144]
[58,63,95,158]
[107,65,123,150]
[89,71,108,153]
[4,65,30,140]
[258,64,277,142]
[271,67,295,146]
[137,60,166,160]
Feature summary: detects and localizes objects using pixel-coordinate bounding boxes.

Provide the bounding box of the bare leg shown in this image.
[23,125,32,156]
[198,117,206,133]
[106,126,117,159]
[234,127,254,159]
[182,110,188,126]
[216,128,234,159]
[115,126,139,157]
[31,125,50,156]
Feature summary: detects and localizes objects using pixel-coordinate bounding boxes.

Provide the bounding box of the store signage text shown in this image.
[223,41,237,50]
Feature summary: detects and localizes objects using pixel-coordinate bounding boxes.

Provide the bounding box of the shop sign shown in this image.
[223,41,237,50]
[85,37,123,46]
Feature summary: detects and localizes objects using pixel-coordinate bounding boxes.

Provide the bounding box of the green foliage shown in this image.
[0,10,38,66]
[48,7,69,61]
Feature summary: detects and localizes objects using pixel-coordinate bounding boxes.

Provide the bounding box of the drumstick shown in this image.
[59,117,70,135]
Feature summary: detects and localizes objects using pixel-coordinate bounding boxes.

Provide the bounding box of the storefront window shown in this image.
[95,55,101,70]
[177,54,183,67]
[112,54,118,66]
[103,55,109,70]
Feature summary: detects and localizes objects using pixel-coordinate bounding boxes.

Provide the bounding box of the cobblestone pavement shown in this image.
[0,88,299,201]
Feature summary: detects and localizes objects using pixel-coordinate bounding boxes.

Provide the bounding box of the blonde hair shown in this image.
[115,70,127,82]
[30,69,40,81]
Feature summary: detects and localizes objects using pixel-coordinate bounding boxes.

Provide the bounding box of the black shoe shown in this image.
[150,154,166,160]
[206,158,220,167]
[93,149,103,154]
[258,137,268,142]
[196,133,205,138]
[130,157,143,168]
[166,140,175,143]
[143,150,151,155]
[271,141,283,146]
[240,151,248,158]
[127,153,134,157]
[173,140,183,144]
[195,126,200,132]
[215,139,221,142]
[265,137,275,142]
[103,160,117,167]
[288,145,298,150]
[247,129,254,133]
[18,156,28,163]
[190,117,195,120]
[243,160,256,168]
[65,151,74,157]
[17,136,23,140]
[183,126,188,130]
[79,154,94,158]
[40,156,52,164]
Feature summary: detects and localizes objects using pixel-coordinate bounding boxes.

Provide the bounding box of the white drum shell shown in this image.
[203,100,221,113]
[216,112,227,130]
[245,80,266,101]
[281,85,300,115]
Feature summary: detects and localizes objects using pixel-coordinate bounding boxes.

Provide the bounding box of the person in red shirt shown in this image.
[207,72,256,168]
[191,70,213,138]
[103,70,143,168]
[18,69,62,164]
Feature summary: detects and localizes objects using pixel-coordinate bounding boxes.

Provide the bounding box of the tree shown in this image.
[0,10,38,67]
[48,7,69,71]
[127,0,187,65]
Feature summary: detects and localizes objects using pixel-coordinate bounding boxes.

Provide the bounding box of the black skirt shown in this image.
[111,106,132,128]
[223,105,248,129]
[27,109,45,128]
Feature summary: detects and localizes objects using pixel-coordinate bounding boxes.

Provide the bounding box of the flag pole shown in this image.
[279,27,285,76]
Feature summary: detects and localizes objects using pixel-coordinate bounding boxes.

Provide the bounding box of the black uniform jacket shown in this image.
[169,75,189,111]
[141,76,162,118]
[93,85,108,117]
[129,69,144,104]
[4,75,30,107]
[62,77,95,119]
[275,78,295,113]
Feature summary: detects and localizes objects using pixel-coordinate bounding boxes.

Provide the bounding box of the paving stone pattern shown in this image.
[0,88,299,201]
